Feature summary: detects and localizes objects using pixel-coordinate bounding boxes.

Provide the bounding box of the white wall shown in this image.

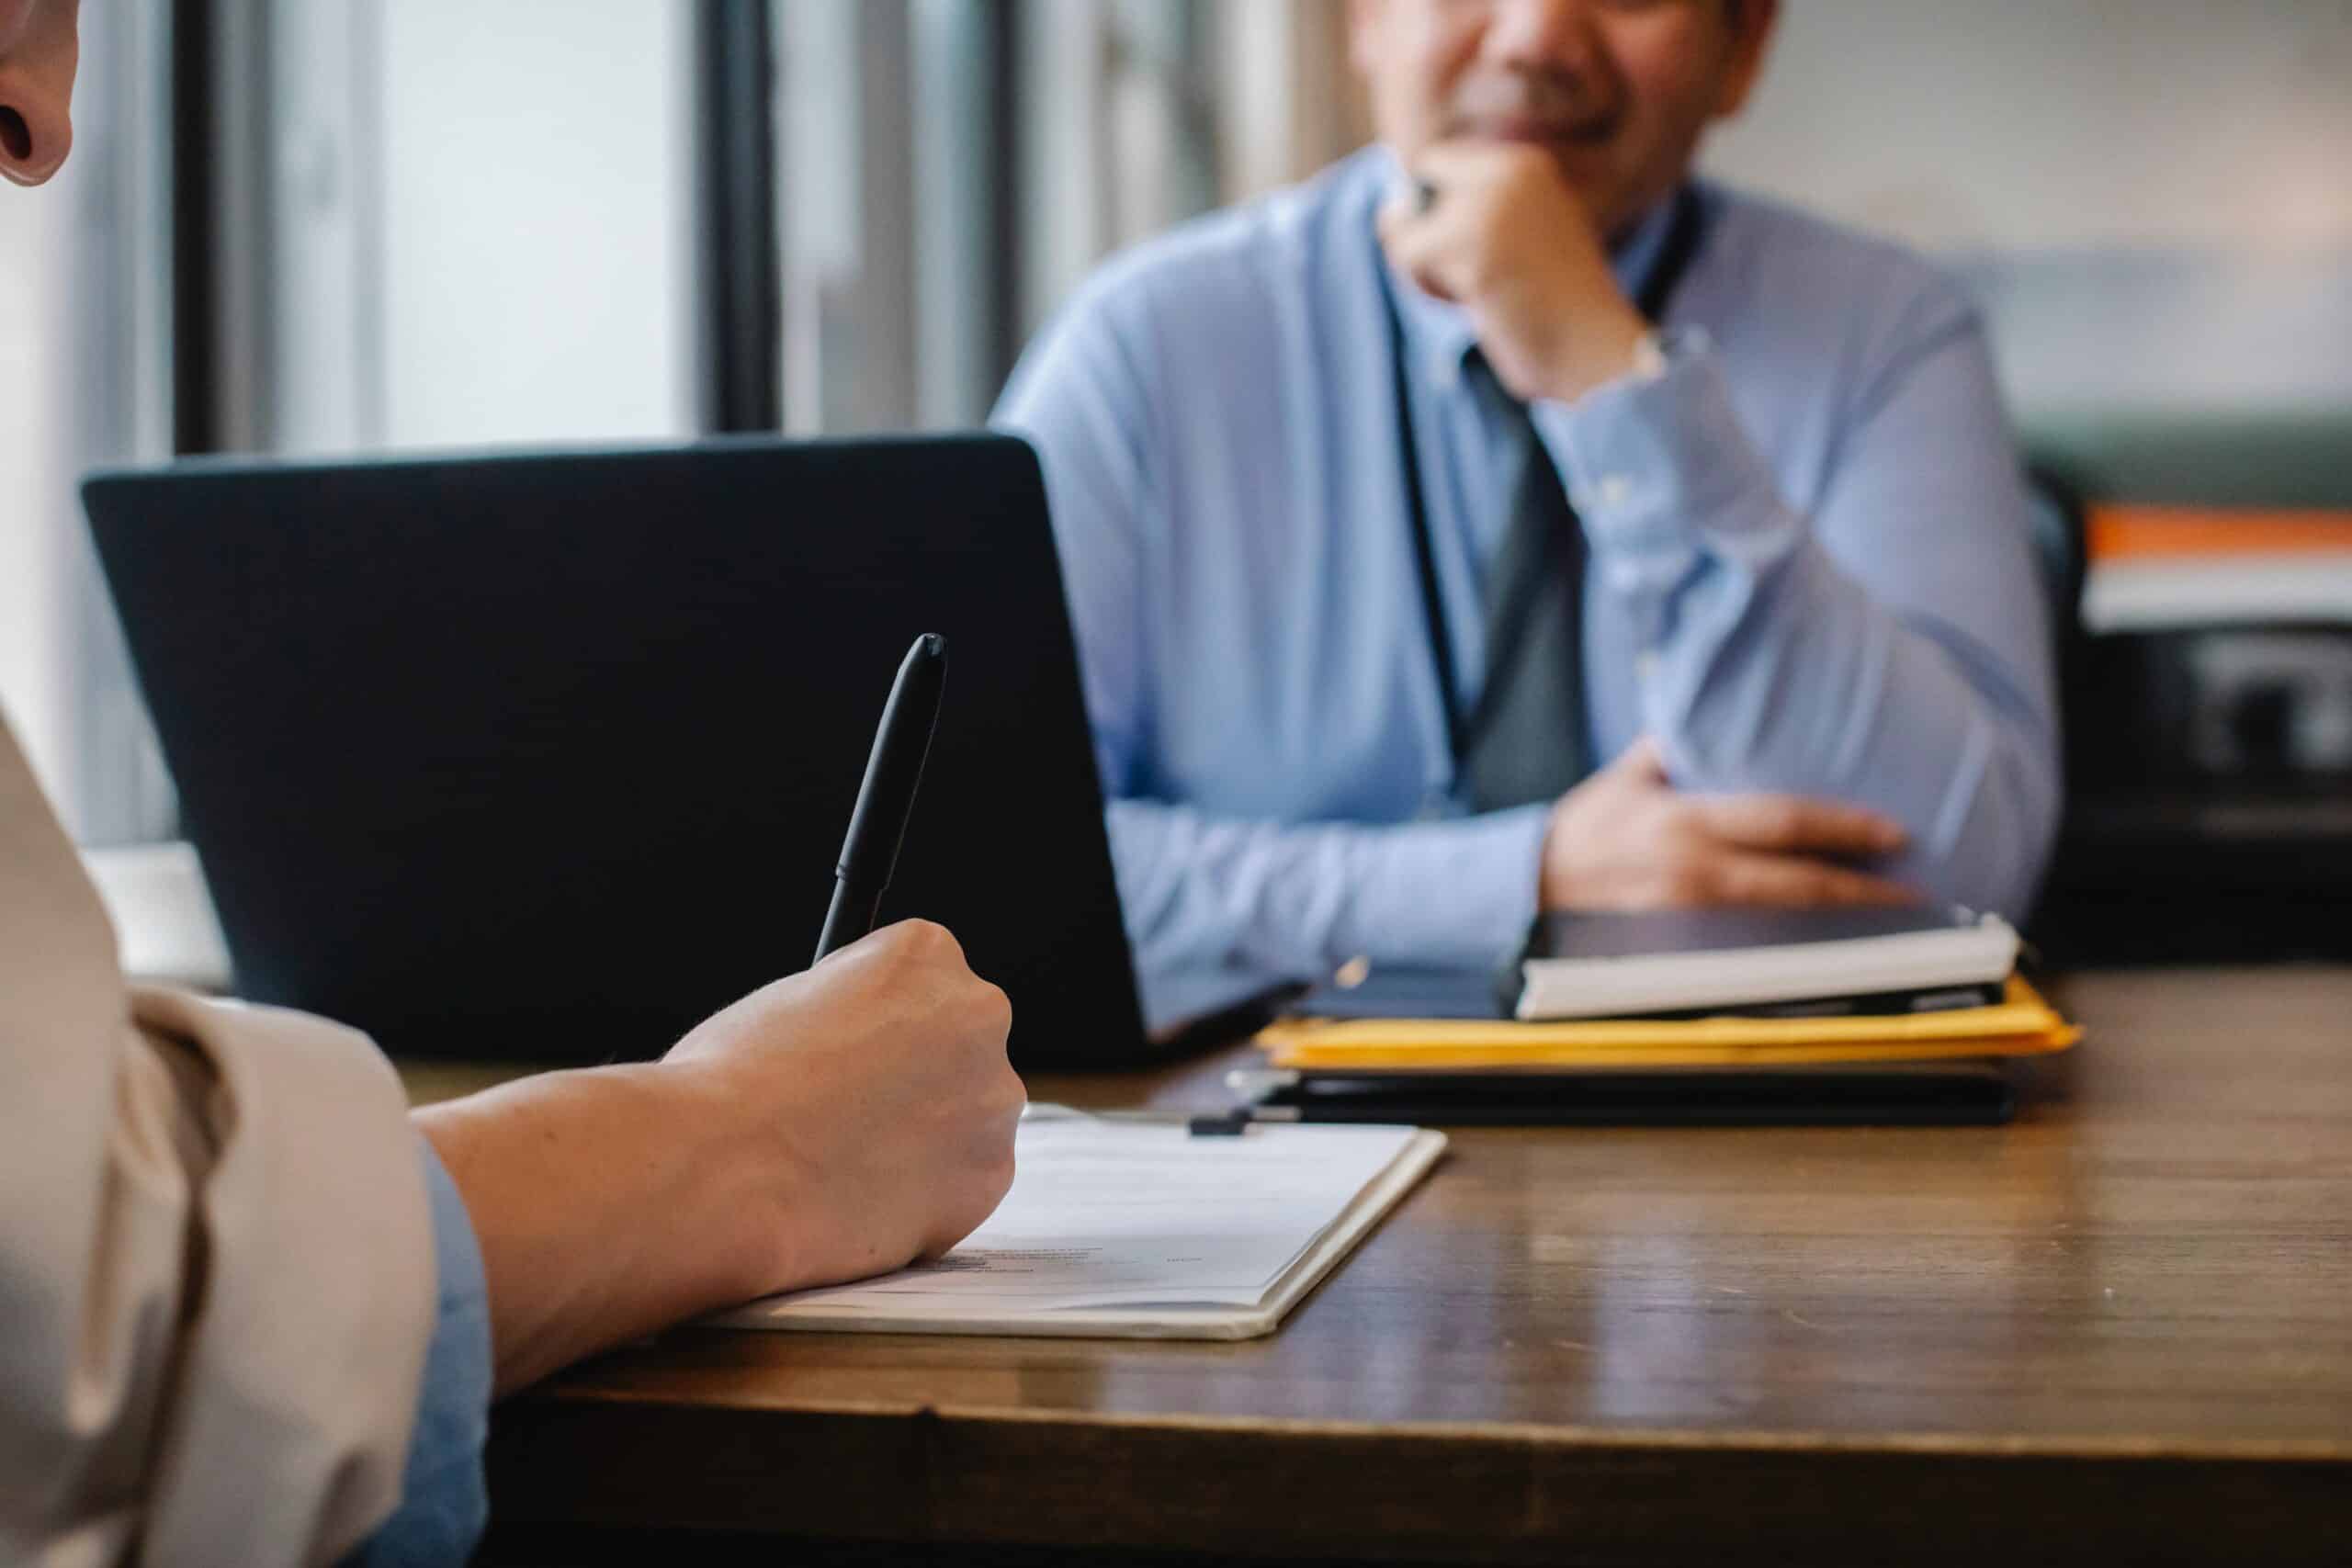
[376,0,696,448]
[1703,0,2352,253]
[1702,0,2352,417]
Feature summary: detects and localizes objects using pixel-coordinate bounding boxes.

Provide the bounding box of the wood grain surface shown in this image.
[473,966,2352,1564]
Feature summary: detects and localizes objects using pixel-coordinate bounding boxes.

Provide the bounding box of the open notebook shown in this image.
[707,1108,1446,1340]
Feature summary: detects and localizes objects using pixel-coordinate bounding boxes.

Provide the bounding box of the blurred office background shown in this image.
[5,0,2349,948]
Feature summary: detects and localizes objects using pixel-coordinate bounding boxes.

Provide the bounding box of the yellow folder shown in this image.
[1255,976,2081,1072]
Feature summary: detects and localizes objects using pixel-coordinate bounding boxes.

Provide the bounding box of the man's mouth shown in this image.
[1452,73,1617,150]
[1468,112,1617,148]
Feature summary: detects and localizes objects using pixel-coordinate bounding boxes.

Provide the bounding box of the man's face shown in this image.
[0,0,81,187]
[1350,0,1776,237]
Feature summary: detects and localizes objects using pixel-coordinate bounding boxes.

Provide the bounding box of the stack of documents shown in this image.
[709,1109,1445,1340]
[1259,976,2078,1071]
[1247,908,2079,1125]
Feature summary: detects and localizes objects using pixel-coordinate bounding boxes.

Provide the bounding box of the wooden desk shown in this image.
[477,967,2352,1566]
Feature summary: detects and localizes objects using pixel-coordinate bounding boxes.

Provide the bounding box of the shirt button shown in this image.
[1598,474,1633,509]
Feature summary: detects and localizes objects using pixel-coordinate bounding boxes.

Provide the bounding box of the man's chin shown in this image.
[1471,129,1613,186]
[1430,125,1644,231]
[1531,140,1631,225]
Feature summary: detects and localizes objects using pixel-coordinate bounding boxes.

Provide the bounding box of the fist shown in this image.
[1377,140,1650,404]
[666,919,1023,1292]
[1542,739,1917,909]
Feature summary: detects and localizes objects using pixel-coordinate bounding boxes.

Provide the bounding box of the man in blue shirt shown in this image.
[997,0,2060,1014]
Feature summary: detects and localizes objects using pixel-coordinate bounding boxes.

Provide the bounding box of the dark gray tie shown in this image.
[1458,357,1589,812]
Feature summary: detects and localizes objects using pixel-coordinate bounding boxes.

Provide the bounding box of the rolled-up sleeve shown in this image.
[6,716,451,1568]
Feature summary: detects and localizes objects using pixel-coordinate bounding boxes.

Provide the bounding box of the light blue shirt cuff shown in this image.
[1534,336,1794,592]
[340,1137,492,1568]
[1346,805,1552,966]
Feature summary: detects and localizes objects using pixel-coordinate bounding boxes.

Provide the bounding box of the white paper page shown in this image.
[733,1114,1422,1318]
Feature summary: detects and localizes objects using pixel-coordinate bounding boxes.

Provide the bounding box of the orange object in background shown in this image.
[2088,505,2352,561]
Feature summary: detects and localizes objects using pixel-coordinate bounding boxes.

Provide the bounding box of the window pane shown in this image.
[374,0,697,448]
[264,0,698,455]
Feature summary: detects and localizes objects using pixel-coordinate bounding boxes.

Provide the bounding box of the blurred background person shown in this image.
[996,0,2059,1002]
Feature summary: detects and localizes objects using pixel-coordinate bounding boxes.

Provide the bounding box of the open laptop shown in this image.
[83,434,1158,1067]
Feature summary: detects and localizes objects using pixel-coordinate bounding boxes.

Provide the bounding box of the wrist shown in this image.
[651,1055,812,1305]
[1532,306,1650,405]
[413,1056,804,1391]
[1536,799,1575,909]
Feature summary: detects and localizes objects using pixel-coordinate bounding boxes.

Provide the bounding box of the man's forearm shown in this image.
[1651,536,2059,913]
[1109,797,1552,986]
[1538,346,2062,917]
[413,1062,787,1395]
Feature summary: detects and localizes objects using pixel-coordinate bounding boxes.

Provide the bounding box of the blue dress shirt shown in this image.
[994,147,2059,1012]
[343,1138,492,1567]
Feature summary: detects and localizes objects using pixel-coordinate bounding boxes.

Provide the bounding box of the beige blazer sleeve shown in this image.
[0,716,438,1566]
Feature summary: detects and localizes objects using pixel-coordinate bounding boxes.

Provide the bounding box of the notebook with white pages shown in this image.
[1515,907,2021,1021]
[707,1107,1446,1340]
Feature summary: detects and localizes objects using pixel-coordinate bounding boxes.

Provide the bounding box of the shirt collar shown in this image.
[1374,144,1684,394]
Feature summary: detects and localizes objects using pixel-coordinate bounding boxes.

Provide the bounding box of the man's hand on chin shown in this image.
[1540,738,1920,911]
[1374,139,1651,406]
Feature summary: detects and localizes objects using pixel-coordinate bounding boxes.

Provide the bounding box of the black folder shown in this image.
[1241,1060,2018,1128]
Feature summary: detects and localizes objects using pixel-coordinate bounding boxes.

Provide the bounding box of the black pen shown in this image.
[812,633,948,964]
